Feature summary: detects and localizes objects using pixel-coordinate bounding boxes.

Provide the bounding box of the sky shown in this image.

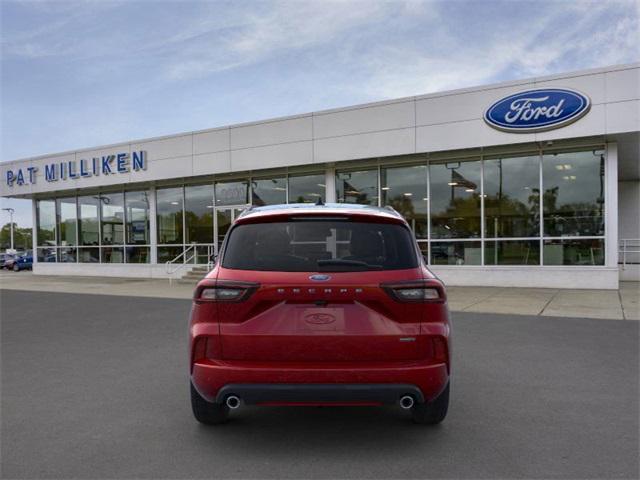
[1,0,639,228]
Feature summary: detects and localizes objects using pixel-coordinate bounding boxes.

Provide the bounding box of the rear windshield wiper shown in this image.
[316,259,383,270]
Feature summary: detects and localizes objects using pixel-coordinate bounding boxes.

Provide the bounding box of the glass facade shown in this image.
[335,148,606,266]
[288,173,324,203]
[484,155,540,238]
[542,150,605,237]
[156,187,183,245]
[336,169,378,205]
[430,160,481,239]
[252,177,286,206]
[32,146,607,268]
[382,165,428,239]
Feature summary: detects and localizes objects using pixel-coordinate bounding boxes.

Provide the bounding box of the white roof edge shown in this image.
[3,62,639,165]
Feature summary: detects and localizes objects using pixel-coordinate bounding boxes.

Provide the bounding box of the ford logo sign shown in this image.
[309,274,331,281]
[484,88,590,133]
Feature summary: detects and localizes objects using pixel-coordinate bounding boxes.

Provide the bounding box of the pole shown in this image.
[2,208,15,251]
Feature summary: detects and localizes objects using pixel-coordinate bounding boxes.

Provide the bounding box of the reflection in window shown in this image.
[185,184,214,244]
[430,160,481,238]
[156,187,183,244]
[382,165,428,239]
[485,240,540,265]
[125,191,150,245]
[101,246,124,263]
[288,173,325,203]
[543,238,604,265]
[336,170,378,205]
[56,198,77,246]
[78,247,99,263]
[542,150,605,237]
[100,193,124,245]
[37,246,57,262]
[126,246,150,264]
[78,196,100,246]
[484,155,540,238]
[58,246,76,263]
[157,246,183,263]
[252,177,286,206]
[215,180,248,206]
[430,241,481,265]
[36,200,56,246]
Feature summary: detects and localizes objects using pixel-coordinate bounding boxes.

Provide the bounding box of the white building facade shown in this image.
[2,63,639,289]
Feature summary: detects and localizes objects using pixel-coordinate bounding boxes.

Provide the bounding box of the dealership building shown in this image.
[1,63,638,289]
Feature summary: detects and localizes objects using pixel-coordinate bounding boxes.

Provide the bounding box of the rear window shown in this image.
[222,220,418,272]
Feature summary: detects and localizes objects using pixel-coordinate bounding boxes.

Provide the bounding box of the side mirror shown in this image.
[422,254,429,264]
[209,253,218,264]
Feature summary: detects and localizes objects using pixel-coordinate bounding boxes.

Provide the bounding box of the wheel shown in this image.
[12,264,19,272]
[412,382,449,425]
[190,382,229,425]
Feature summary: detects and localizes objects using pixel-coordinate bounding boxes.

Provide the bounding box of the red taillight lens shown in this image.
[194,281,258,303]
[381,282,445,303]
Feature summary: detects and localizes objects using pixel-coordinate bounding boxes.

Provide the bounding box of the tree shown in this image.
[0,223,32,251]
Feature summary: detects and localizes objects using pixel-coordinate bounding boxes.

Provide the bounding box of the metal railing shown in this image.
[166,243,198,284]
[166,244,218,284]
[619,238,640,269]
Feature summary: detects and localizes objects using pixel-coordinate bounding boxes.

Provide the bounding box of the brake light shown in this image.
[194,281,259,303]
[381,282,445,303]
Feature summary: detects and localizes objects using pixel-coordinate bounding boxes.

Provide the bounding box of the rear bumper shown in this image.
[215,383,424,405]
[191,359,448,405]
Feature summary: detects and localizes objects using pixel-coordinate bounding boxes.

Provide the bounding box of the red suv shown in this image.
[189,203,451,424]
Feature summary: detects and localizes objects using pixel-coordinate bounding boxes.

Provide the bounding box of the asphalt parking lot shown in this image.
[1,290,638,479]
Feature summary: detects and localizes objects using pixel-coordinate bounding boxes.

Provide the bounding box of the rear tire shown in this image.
[411,383,449,425]
[190,382,230,425]
[13,264,19,272]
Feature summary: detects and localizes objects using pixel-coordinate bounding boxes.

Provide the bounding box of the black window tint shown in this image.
[222,220,418,271]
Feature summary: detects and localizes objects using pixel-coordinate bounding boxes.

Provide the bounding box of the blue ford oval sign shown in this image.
[484,88,591,133]
[309,274,331,281]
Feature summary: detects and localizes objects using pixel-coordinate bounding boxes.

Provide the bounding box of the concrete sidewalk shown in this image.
[1,271,638,320]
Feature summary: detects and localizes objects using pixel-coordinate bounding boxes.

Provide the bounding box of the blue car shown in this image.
[12,252,33,271]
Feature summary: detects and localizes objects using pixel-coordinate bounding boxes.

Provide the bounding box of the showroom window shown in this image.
[252,177,287,206]
[336,169,378,205]
[156,187,184,263]
[429,160,481,258]
[542,150,605,237]
[56,197,77,263]
[100,192,124,263]
[381,164,429,239]
[288,173,325,203]
[484,155,540,238]
[185,184,214,244]
[77,195,100,263]
[125,190,151,263]
[36,199,57,262]
[185,184,214,264]
[215,180,248,206]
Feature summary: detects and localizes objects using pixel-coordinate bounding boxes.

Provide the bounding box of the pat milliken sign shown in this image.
[484,88,591,133]
[5,151,147,187]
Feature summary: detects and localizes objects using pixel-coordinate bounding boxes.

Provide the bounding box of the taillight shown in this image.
[381,282,445,303]
[194,281,259,303]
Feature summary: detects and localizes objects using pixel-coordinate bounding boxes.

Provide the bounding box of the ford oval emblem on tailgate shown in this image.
[305,313,336,325]
[309,274,331,281]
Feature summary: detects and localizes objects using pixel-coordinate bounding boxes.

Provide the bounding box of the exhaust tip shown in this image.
[226,395,241,409]
[399,395,414,410]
